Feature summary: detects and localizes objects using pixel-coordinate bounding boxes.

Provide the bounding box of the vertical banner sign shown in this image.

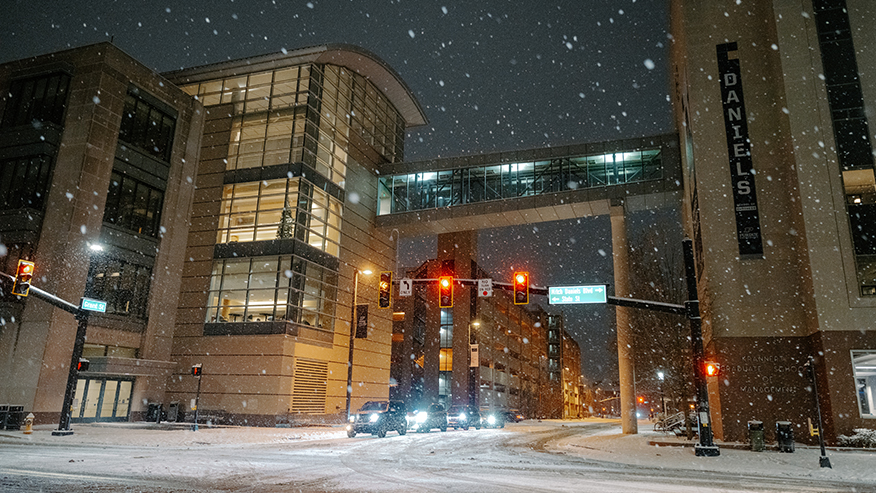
[355,304,369,338]
[470,344,479,368]
[717,42,764,256]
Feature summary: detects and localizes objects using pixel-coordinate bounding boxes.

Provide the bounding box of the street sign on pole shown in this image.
[80,298,107,313]
[548,285,607,305]
[399,278,413,297]
[477,278,492,297]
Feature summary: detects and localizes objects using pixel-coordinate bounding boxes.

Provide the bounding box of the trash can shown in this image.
[776,421,794,453]
[748,420,764,452]
[146,403,162,423]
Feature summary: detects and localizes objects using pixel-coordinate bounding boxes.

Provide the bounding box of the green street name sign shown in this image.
[548,285,607,305]
[81,297,107,313]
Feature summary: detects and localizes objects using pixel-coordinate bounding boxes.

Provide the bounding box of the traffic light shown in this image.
[513,272,529,305]
[77,359,90,372]
[438,276,453,308]
[705,361,720,377]
[378,271,392,309]
[191,364,202,377]
[638,396,645,404]
[11,259,35,297]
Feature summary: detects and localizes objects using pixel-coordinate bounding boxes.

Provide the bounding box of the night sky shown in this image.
[2,0,675,382]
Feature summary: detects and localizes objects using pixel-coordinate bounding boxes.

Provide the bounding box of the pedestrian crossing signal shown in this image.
[705,362,720,377]
[192,364,202,377]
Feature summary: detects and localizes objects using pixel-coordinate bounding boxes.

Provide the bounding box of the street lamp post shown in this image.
[657,371,666,416]
[345,268,371,419]
[805,356,832,468]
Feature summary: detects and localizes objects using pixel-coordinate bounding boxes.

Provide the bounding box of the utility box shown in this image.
[776,421,795,453]
[748,420,764,452]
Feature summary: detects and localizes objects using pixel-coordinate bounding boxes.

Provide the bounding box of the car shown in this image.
[409,403,447,433]
[503,409,525,423]
[447,404,480,430]
[347,400,407,438]
[480,408,505,429]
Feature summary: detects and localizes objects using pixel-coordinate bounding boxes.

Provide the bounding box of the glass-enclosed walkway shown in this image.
[378,148,663,215]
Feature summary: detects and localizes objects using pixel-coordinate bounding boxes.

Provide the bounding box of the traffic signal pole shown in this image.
[0,271,90,436]
[602,239,719,456]
[55,311,89,435]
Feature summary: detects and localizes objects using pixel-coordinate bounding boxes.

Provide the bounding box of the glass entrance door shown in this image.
[71,378,133,422]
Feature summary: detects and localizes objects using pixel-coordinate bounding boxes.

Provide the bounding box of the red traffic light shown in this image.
[705,362,720,377]
[513,271,529,305]
[378,271,392,309]
[192,364,202,377]
[438,276,453,308]
[11,259,35,297]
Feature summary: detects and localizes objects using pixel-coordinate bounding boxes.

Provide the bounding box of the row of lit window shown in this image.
[216,177,342,257]
[378,150,662,215]
[205,255,339,330]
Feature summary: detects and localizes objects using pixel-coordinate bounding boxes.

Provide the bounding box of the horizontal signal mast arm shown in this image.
[606,296,686,315]
[394,278,548,295]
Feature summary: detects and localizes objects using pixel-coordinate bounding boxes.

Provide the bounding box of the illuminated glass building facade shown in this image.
[163,45,426,424]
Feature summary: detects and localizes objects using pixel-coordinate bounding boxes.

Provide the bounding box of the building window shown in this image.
[206,255,338,331]
[0,155,53,211]
[217,178,342,257]
[852,350,875,418]
[1,72,71,128]
[85,257,152,320]
[119,91,176,162]
[180,63,406,187]
[103,171,164,237]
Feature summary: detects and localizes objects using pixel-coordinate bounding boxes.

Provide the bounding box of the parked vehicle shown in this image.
[447,405,480,430]
[347,400,407,438]
[480,408,505,429]
[409,403,447,433]
[503,409,525,423]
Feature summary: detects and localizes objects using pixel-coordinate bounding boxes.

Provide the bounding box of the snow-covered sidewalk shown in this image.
[544,418,876,486]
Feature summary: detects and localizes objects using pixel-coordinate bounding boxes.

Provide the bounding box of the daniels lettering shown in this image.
[717,42,764,257]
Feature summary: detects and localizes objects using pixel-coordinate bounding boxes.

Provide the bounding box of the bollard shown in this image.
[23,413,34,434]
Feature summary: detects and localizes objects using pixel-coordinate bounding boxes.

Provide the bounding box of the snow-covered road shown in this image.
[0,420,870,492]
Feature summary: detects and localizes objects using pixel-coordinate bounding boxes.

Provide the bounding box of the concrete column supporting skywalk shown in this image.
[610,202,637,435]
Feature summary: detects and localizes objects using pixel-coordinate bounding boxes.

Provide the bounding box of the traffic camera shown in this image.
[513,272,529,305]
[438,276,453,308]
[378,271,392,308]
[11,259,35,297]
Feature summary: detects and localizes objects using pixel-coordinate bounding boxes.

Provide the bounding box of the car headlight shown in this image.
[459,412,466,420]
[416,413,428,423]
[369,413,380,423]
[348,415,356,423]
[487,415,496,425]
